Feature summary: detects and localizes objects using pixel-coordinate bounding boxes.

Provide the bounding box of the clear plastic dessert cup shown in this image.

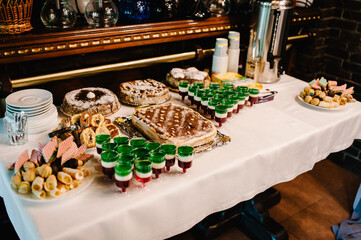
[102,142,118,152]
[135,160,152,187]
[215,105,228,127]
[207,99,218,120]
[177,146,194,173]
[101,151,118,179]
[249,88,260,106]
[117,145,135,156]
[114,163,133,192]
[209,82,220,90]
[113,136,129,146]
[178,81,189,101]
[149,152,166,178]
[130,138,147,148]
[188,85,197,105]
[96,134,111,154]
[132,147,149,160]
[117,153,135,170]
[145,142,161,152]
[194,88,205,110]
[160,144,177,171]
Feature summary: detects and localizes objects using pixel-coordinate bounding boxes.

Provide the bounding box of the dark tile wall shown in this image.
[293,0,361,172]
[290,0,361,101]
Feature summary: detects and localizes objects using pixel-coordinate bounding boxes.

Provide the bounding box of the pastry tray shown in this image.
[113,116,231,153]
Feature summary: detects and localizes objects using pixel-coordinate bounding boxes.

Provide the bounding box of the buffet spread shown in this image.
[1,74,361,240]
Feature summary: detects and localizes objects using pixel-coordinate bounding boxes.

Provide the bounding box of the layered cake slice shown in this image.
[132,102,217,147]
[119,79,170,106]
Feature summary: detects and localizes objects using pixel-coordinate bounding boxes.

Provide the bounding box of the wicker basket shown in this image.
[0,0,33,34]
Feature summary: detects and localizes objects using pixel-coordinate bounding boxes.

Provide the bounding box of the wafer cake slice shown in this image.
[57,136,74,158]
[15,150,29,172]
[42,137,58,163]
[132,102,217,147]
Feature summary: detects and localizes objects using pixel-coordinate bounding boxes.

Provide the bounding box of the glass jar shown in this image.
[118,0,150,24]
[40,0,77,29]
[84,0,119,28]
[202,0,230,17]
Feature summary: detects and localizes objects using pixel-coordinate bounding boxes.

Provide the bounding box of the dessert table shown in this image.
[1,74,361,240]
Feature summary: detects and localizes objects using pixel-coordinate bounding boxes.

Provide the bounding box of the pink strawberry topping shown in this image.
[15,149,29,172]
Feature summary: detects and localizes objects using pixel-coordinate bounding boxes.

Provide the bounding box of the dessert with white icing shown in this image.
[60,87,120,116]
[166,67,211,89]
[119,79,170,106]
[131,102,217,147]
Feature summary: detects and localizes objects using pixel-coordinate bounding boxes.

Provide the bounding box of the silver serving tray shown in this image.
[113,116,230,153]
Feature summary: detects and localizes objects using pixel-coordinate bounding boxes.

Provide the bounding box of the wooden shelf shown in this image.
[0,16,240,64]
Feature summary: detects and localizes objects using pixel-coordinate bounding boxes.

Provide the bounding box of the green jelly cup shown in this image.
[222,83,234,90]
[209,82,220,90]
[100,151,118,178]
[132,147,149,160]
[177,146,194,173]
[249,88,260,106]
[179,81,190,101]
[135,160,152,186]
[95,134,111,154]
[215,104,228,127]
[237,86,249,93]
[160,144,177,171]
[149,152,166,178]
[117,153,135,168]
[114,163,133,192]
[145,142,161,152]
[117,145,135,155]
[102,142,118,152]
[130,138,147,148]
[193,82,205,89]
[113,136,129,146]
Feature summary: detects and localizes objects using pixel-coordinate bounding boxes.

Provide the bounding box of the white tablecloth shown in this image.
[1,75,361,240]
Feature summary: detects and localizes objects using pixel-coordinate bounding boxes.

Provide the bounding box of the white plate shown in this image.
[11,166,95,203]
[5,105,58,124]
[6,89,53,108]
[6,99,52,111]
[6,104,53,117]
[296,95,351,111]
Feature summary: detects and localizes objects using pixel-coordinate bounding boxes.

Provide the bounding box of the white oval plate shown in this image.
[11,166,95,203]
[6,89,53,108]
[6,104,53,117]
[6,97,52,111]
[296,95,351,111]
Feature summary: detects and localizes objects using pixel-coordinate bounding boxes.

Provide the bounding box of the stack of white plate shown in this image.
[5,89,58,134]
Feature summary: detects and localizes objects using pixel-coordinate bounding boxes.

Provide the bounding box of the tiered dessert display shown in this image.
[5,89,58,134]
[119,79,171,106]
[299,77,355,109]
[9,136,94,200]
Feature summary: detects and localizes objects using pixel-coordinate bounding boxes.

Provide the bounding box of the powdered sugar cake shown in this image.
[119,79,170,106]
[60,87,120,117]
[132,102,217,147]
[166,67,211,89]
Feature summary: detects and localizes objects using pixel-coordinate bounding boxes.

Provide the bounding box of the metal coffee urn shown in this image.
[245,0,294,83]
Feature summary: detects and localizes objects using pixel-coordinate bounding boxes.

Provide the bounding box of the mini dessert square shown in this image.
[60,87,120,116]
[166,67,211,89]
[131,102,217,147]
[119,79,170,106]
